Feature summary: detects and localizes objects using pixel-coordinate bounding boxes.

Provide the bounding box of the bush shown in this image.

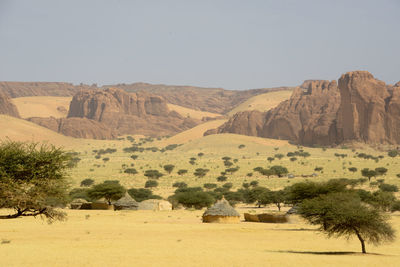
[194,168,209,178]
[250,180,259,187]
[217,175,227,182]
[203,183,217,189]
[388,150,398,157]
[379,183,399,192]
[80,178,95,187]
[222,182,233,190]
[177,169,188,175]
[145,180,158,188]
[163,164,175,174]
[144,169,164,179]
[124,168,138,175]
[173,182,187,188]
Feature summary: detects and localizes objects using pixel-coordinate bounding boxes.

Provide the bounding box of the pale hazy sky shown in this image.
[0,0,399,89]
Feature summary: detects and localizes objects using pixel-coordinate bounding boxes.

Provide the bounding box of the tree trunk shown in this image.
[277,203,281,211]
[355,229,366,253]
[0,210,23,219]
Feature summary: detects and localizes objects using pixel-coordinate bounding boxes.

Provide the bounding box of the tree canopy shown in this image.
[299,192,395,253]
[0,141,72,221]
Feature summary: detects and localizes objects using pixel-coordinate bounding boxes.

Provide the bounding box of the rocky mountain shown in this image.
[103,82,291,114]
[336,71,400,145]
[0,91,20,118]
[28,88,199,139]
[0,82,94,98]
[208,71,400,146]
[207,80,340,146]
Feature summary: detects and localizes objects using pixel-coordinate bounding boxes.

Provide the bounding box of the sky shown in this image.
[0,0,399,90]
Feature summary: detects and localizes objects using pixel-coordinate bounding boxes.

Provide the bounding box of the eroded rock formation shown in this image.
[208,80,340,146]
[209,71,400,146]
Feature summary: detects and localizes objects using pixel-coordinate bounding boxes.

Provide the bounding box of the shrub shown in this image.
[177,169,188,175]
[217,176,227,182]
[144,169,164,179]
[173,182,187,188]
[388,150,398,157]
[379,183,399,192]
[124,168,138,175]
[222,182,233,190]
[88,181,125,204]
[203,183,217,189]
[194,168,209,178]
[145,180,158,188]
[250,180,259,187]
[80,178,95,187]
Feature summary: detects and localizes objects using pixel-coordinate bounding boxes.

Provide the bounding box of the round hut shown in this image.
[202,198,240,223]
[114,193,139,210]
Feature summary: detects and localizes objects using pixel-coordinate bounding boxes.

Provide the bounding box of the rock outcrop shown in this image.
[209,80,340,146]
[28,117,116,140]
[336,71,400,145]
[0,91,20,118]
[65,88,198,137]
[210,71,400,146]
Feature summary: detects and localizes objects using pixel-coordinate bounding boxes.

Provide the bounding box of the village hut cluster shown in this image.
[70,194,172,211]
[71,195,292,224]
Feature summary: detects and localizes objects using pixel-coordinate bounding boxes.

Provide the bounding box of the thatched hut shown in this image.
[202,198,240,223]
[138,199,172,211]
[70,198,88,209]
[114,193,139,210]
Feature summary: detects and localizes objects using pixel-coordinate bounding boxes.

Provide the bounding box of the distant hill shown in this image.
[103,82,291,114]
[227,89,293,116]
[12,96,72,118]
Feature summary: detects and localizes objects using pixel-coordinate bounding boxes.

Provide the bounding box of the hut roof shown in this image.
[71,198,88,204]
[114,193,138,207]
[203,198,240,217]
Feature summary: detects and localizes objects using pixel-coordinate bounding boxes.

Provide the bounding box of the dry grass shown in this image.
[228,90,293,115]
[168,103,222,120]
[0,208,399,267]
[12,96,72,118]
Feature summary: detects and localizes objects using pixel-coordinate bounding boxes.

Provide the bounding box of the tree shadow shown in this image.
[267,250,387,256]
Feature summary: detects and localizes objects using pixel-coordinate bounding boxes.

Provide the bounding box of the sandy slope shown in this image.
[228,90,293,115]
[12,96,72,118]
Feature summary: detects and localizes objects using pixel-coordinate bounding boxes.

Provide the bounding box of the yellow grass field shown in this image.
[228,90,293,115]
[168,103,222,120]
[12,96,72,118]
[1,208,399,267]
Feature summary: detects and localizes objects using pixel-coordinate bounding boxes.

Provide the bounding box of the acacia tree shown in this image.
[163,164,175,174]
[299,192,395,253]
[88,181,125,204]
[0,141,72,221]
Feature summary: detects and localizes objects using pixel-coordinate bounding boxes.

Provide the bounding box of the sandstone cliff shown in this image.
[0,91,20,118]
[210,71,400,146]
[65,88,198,137]
[208,80,340,146]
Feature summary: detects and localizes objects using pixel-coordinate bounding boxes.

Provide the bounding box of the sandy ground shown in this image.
[1,208,400,267]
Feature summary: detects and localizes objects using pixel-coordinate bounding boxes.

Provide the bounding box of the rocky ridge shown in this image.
[208,71,400,146]
[0,91,20,118]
